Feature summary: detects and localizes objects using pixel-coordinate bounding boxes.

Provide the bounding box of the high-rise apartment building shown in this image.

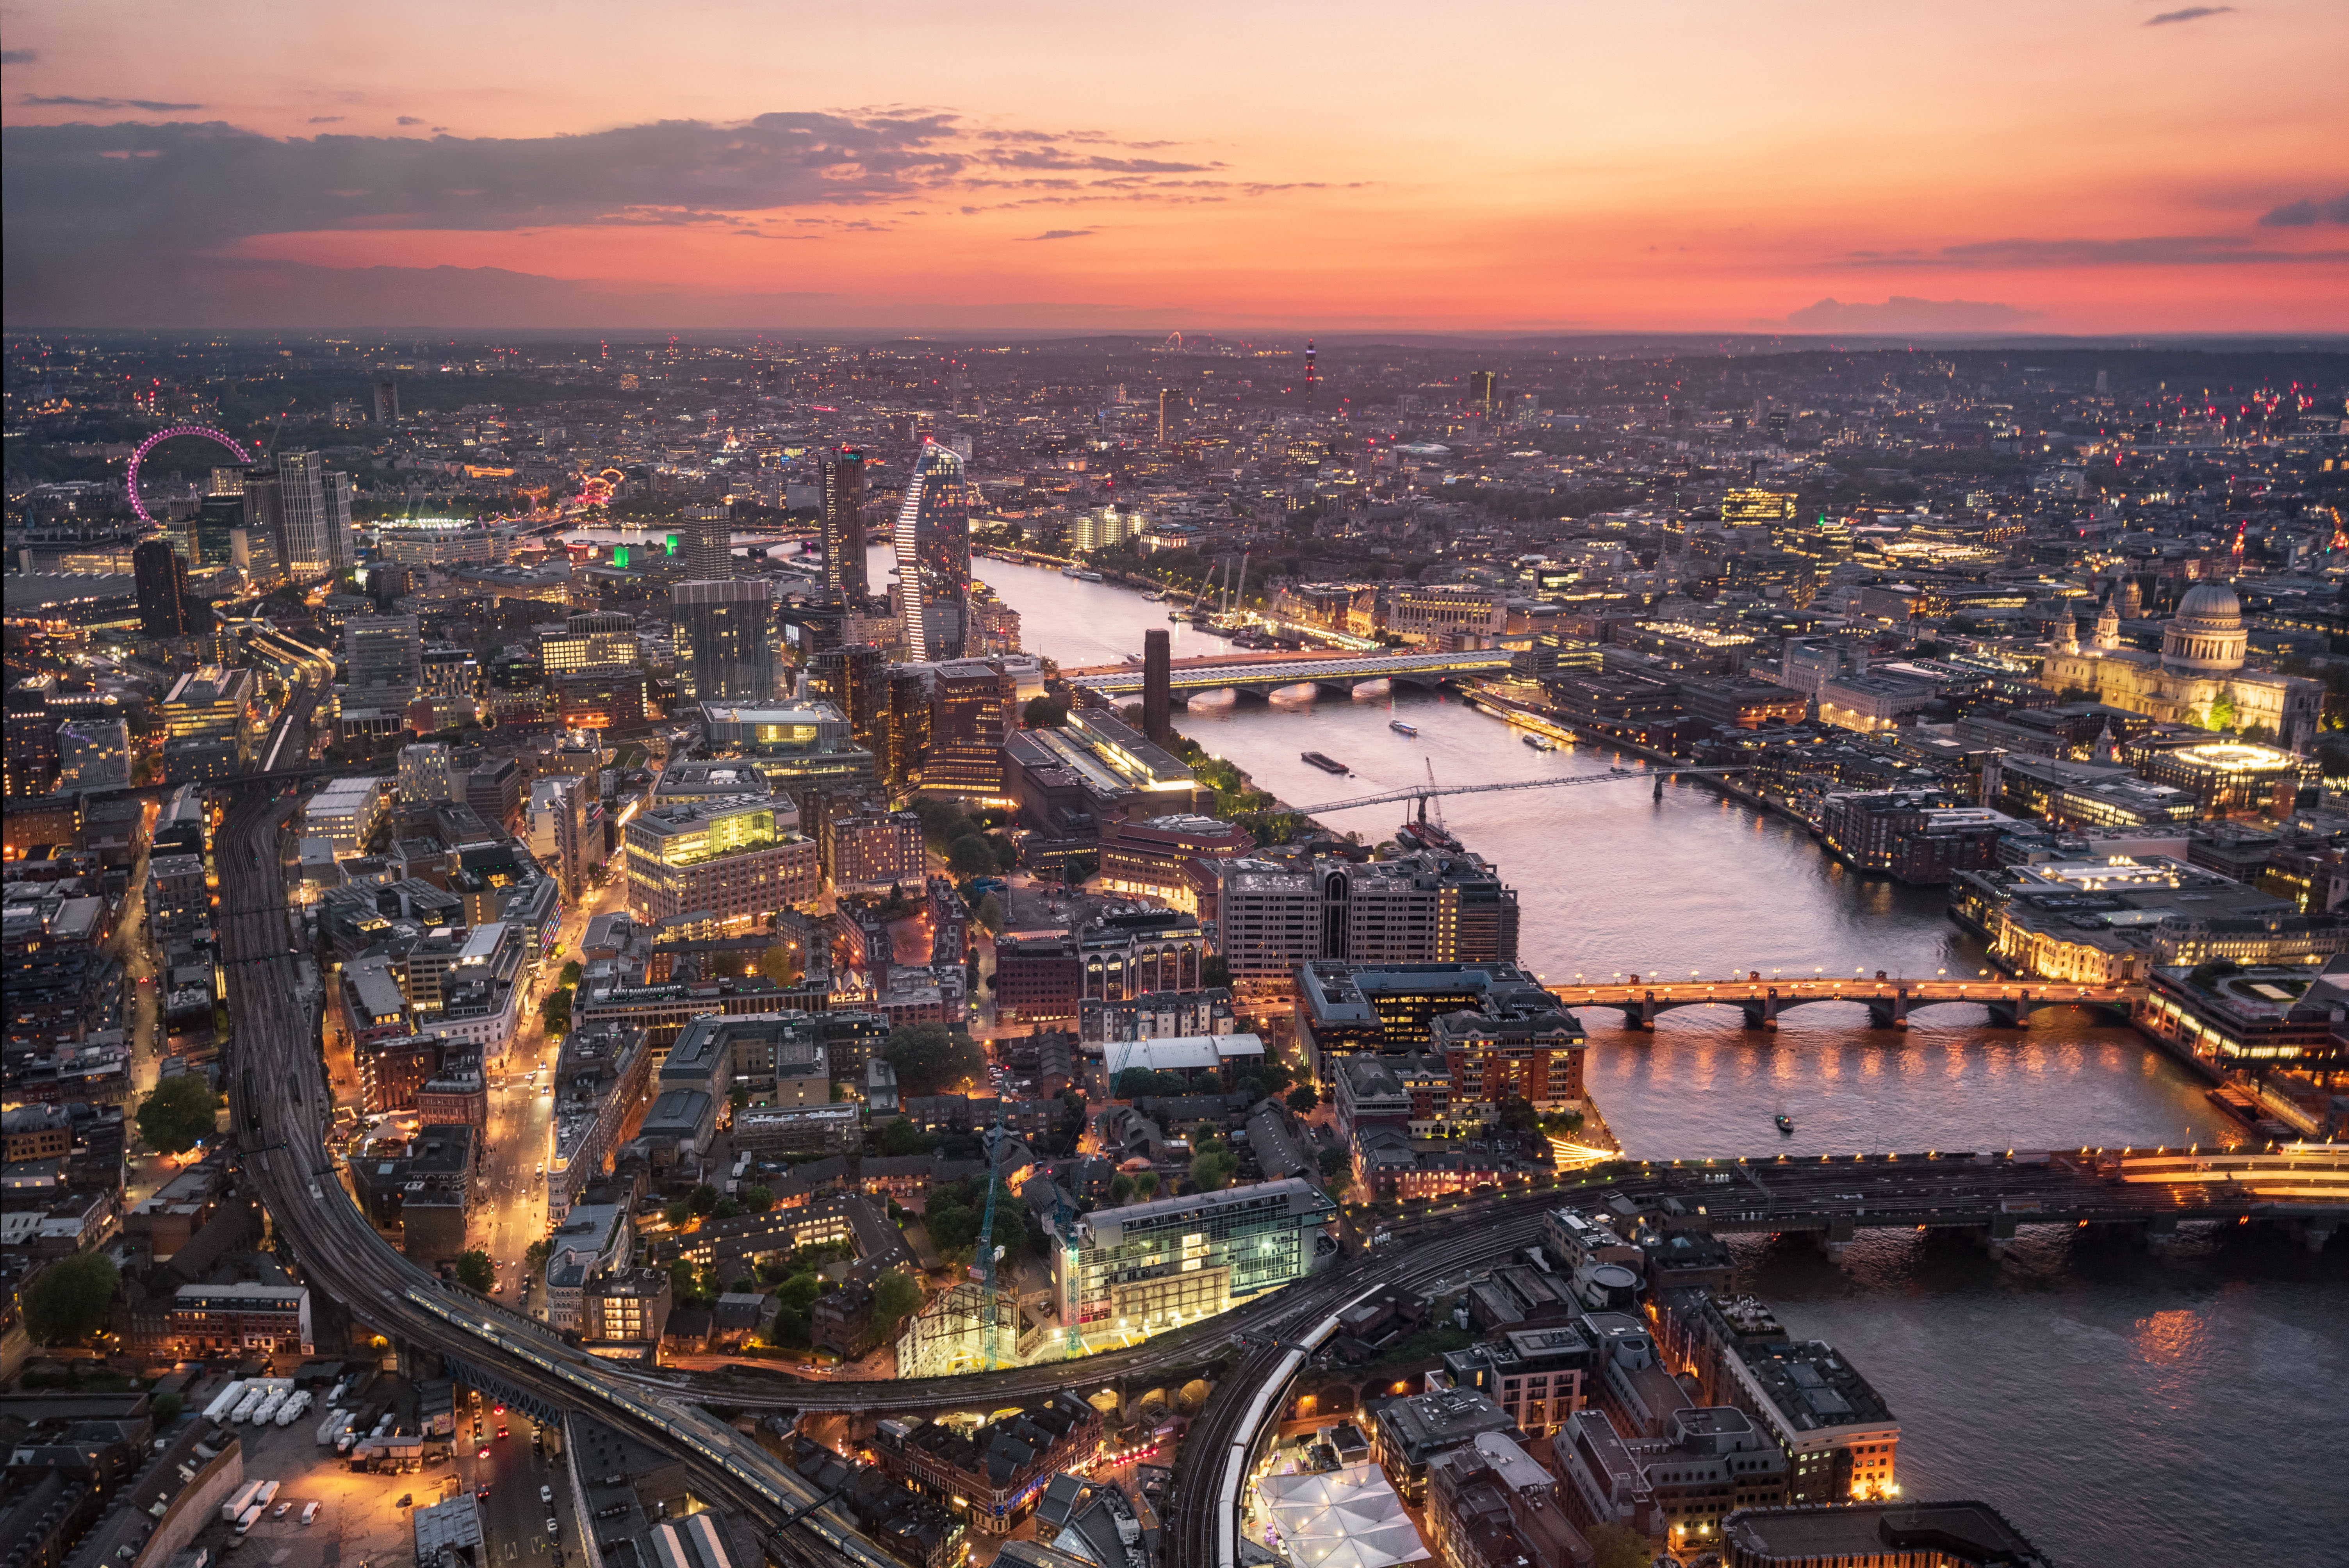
[1158,388,1189,444]
[806,643,888,758]
[133,537,191,638]
[275,451,353,578]
[372,379,400,422]
[1468,369,1498,417]
[674,579,776,704]
[894,442,972,661]
[397,742,457,806]
[679,504,734,581]
[820,448,868,602]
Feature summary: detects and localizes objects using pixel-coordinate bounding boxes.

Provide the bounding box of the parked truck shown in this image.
[205,1382,251,1424]
[220,1480,265,1523]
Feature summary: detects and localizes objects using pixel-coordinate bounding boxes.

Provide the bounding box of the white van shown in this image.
[300,1502,319,1525]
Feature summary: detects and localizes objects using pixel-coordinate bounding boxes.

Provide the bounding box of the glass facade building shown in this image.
[894,441,972,661]
[1052,1176,1334,1337]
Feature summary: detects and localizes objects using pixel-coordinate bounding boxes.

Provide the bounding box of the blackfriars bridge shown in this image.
[1551,972,2142,1030]
[1063,647,1513,699]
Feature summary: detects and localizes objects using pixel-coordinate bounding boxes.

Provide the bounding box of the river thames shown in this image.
[929,547,2349,1568]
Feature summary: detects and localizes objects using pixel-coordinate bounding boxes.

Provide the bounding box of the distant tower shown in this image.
[372,379,399,422]
[2094,596,2122,651]
[1142,629,1172,749]
[895,441,973,661]
[1158,388,1190,445]
[132,537,190,638]
[820,448,868,602]
[1468,370,1497,418]
[1304,339,1317,397]
[2115,577,2142,620]
[2054,609,2080,656]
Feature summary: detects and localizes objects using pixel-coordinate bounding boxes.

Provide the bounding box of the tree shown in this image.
[22,1253,119,1345]
[1192,1149,1238,1192]
[973,893,1005,936]
[455,1250,495,1293]
[539,990,572,1035]
[1131,1170,1160,1200]
[152,1392,184,1424]
[1110,1173,1135,1205]
[884,1023,986,1097]
[946,834,995,881]
[689,1183,720,1216]
[880,1118,937,1157]
[711,1198,741,1221]
[1317,1146,1351,1183]
[667,1257,704,1307]
[743,1185,775,1213]
[1497,1095,1539,1133]
[1586,1523,1652,1568]
[1200,956,1231,988]
[558,960,583,986]
[872,1270,924,1334]
[1286,1085,1319,1115]
[136,1073,219,1156]
[1023,695,1069,729]
[663,1200,693,1229]
[759,945,804,987]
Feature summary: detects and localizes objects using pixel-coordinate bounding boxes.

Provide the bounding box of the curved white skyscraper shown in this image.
[894,440,972,661]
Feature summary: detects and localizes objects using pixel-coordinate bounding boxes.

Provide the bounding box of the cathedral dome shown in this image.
[2162,580,2247,673]
[2173,581,2243,626]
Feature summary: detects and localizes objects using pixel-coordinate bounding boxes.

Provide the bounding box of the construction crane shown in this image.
[1295,765,1748,819]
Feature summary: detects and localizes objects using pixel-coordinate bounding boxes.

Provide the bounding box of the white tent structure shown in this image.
[1255,1463,1429,1568]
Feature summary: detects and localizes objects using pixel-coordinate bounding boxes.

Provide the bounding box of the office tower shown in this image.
[674,578,776,704]
[884,667,933,793]
[1142,628,1172,748]
[344,611,423,715]
[276,451,332,578]
[237,467,284,584]
[397,741,457,805]
[679,504,734,580]
[187,493,242,568]
[373,379,400,422]
[1158,388,1189,445]
[807,643,888,757]
[323,468,356,569]
[134,537,191,638]
[893,441,972,662]
[1304,338,1316,396]
[820,448,868,602]
[1468,370,1497,418]
[57,717,132,789]
[921,659,1016,795]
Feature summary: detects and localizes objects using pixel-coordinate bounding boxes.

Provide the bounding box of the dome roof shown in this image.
[2174,581,2242,624]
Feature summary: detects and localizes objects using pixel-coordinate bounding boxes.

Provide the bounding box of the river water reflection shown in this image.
[930,549,2347,1566]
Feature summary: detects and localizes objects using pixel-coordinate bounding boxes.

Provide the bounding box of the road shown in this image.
[214,684,887,1568]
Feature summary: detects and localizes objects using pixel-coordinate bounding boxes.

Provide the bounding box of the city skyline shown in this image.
[4,0,2346,333]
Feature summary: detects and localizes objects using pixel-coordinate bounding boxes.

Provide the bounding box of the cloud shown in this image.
[1848,234,2349,267]
[2260,192,2349,226]
[308,116,344,125]
[396,116,424,126]
[1018,228,1095,241]
[2145,6,2233,23]
[1,50,39,65]
[22,94,203,111]
[1775,297,2039,332]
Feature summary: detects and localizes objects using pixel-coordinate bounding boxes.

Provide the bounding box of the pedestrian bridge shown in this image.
[1551,973,2143,1030]
[1065,648,1513,698]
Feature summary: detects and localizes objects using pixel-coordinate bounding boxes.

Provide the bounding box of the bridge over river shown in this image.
[1064,646,1512,698]
[1551,972,2142,1029]
[1663,1142,2347,1257]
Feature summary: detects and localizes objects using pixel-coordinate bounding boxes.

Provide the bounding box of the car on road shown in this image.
[540,1486,554,1503]
[497,1425,509,1439]
[273,1503,291,1520]
[477,1486,492,1500]
[478,1447,491,1459]
[545,1519,559,1536]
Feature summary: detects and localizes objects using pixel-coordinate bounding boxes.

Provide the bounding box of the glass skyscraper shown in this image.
[674,578,776,704]
[894,441,971,661]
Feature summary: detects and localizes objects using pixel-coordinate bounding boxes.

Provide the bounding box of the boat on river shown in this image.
[1301,751,1350,775]
[1775,1114,1795,1135]
[1389,720,1419,736]
[1523,734,1556,751]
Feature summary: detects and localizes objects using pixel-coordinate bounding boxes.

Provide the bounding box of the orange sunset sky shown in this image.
[3,0,2344,333]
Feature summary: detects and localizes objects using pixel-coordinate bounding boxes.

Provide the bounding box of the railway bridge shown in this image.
[1063,647,1512,700]
[1552,972,2143,1030]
